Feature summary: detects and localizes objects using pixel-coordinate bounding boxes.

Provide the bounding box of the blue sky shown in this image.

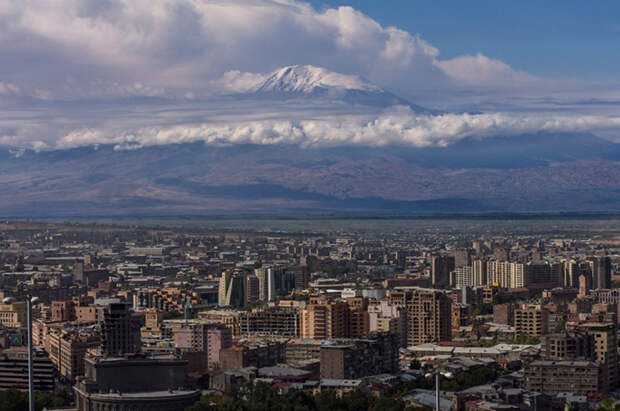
[310,0,620,79]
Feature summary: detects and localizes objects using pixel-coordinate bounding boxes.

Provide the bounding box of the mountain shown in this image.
[237,65,432,112]
[252,65,382,94]
[0,132,619,216]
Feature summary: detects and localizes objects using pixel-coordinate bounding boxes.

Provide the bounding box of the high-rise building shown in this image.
[472,259,487,286]
[542,332,593,361]
[431,256,455,285]
[174,322,232,369]
[100,303,141,357]
[486,261,556,289]
[487,260,510,287]
[300,296,349,339]
[346,297,369,338]
[245,275,260,303]
[254,267,278,301]
[562,260,579,288]
[452,249,471,268]
[566,321,618,391]
[48,330,100,383]
[368,300,407,347]
[224,275,246,308]
[406,289,452,345]
[452,266,473,288]
[218,271,232,306]
[591,257,612,290]
[254,267,269,301]
[286,265,309,290]
[579,274,590,298]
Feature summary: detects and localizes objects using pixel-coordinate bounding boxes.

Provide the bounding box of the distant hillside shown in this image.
[0,132,619,216]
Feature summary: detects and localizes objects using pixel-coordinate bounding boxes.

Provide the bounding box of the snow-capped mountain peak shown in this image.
[251,65,382,94]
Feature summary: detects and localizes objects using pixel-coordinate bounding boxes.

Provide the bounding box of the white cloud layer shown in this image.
[0,0,534,99]
[46,106,620,151]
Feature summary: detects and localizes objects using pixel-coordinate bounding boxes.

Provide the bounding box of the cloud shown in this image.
[0,81,19,95]
[0,0,532,100]
[0,0,613,154]
[435,53,537,88]
[48,105,620,151]
[213,71,268,94]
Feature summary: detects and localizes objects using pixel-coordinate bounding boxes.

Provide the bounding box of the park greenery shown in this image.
[185,381,431,411]
[185,366,503,411]
[0,389,72,411]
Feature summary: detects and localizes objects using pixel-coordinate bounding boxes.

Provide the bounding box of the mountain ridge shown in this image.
[0,132,619,216]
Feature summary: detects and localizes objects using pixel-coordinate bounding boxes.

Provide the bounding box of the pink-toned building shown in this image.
[368,300,408,347]
[75,305,106,323]
[174,323,232,370]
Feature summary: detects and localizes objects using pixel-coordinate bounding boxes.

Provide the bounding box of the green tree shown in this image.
[596,397,620,411]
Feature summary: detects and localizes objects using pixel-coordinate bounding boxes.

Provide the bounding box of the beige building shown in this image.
[368,300,407,347]
[406,290,452,345]
[567,321,618,392]
[196,310,241,336]
[514,305,549,337]
[0,302,27,328]
[48,329,101,383]
[472,259,487,286]
[346,297,369,338]
[140,308,169,339]
[300,296,349,339]
[525,360,600,395]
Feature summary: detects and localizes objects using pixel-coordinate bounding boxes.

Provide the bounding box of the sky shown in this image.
[0,0,619,151]
[309,1,620,79]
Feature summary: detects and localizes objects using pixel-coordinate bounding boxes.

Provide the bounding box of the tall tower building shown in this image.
[431,256,455,285]
[567,321,618,392]
[246,275,260,303]
[224,275,246,308]
[254,267,278,301]
[591,257,612,290]
[406,290,451,345]
[487,260,511,287]
[453,266,473,288]
[562,260,579,288]
[267,268,276,301]
[578,274,590,298]
[101,303,141,357]
[472,259,487,286]
[300,296,349,339]
[255,268,267,301]
[218,271,232,306]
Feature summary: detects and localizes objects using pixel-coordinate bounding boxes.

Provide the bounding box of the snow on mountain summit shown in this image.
[235,64,431,112]
[251,65,382,94]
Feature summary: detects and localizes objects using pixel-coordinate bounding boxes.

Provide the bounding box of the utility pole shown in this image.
[4,295,39,411]
[27,296,34,411]
[435,372,440,411]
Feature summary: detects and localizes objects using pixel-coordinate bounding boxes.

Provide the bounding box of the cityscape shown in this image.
[1,0,620,410]
[0,217,617,410]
